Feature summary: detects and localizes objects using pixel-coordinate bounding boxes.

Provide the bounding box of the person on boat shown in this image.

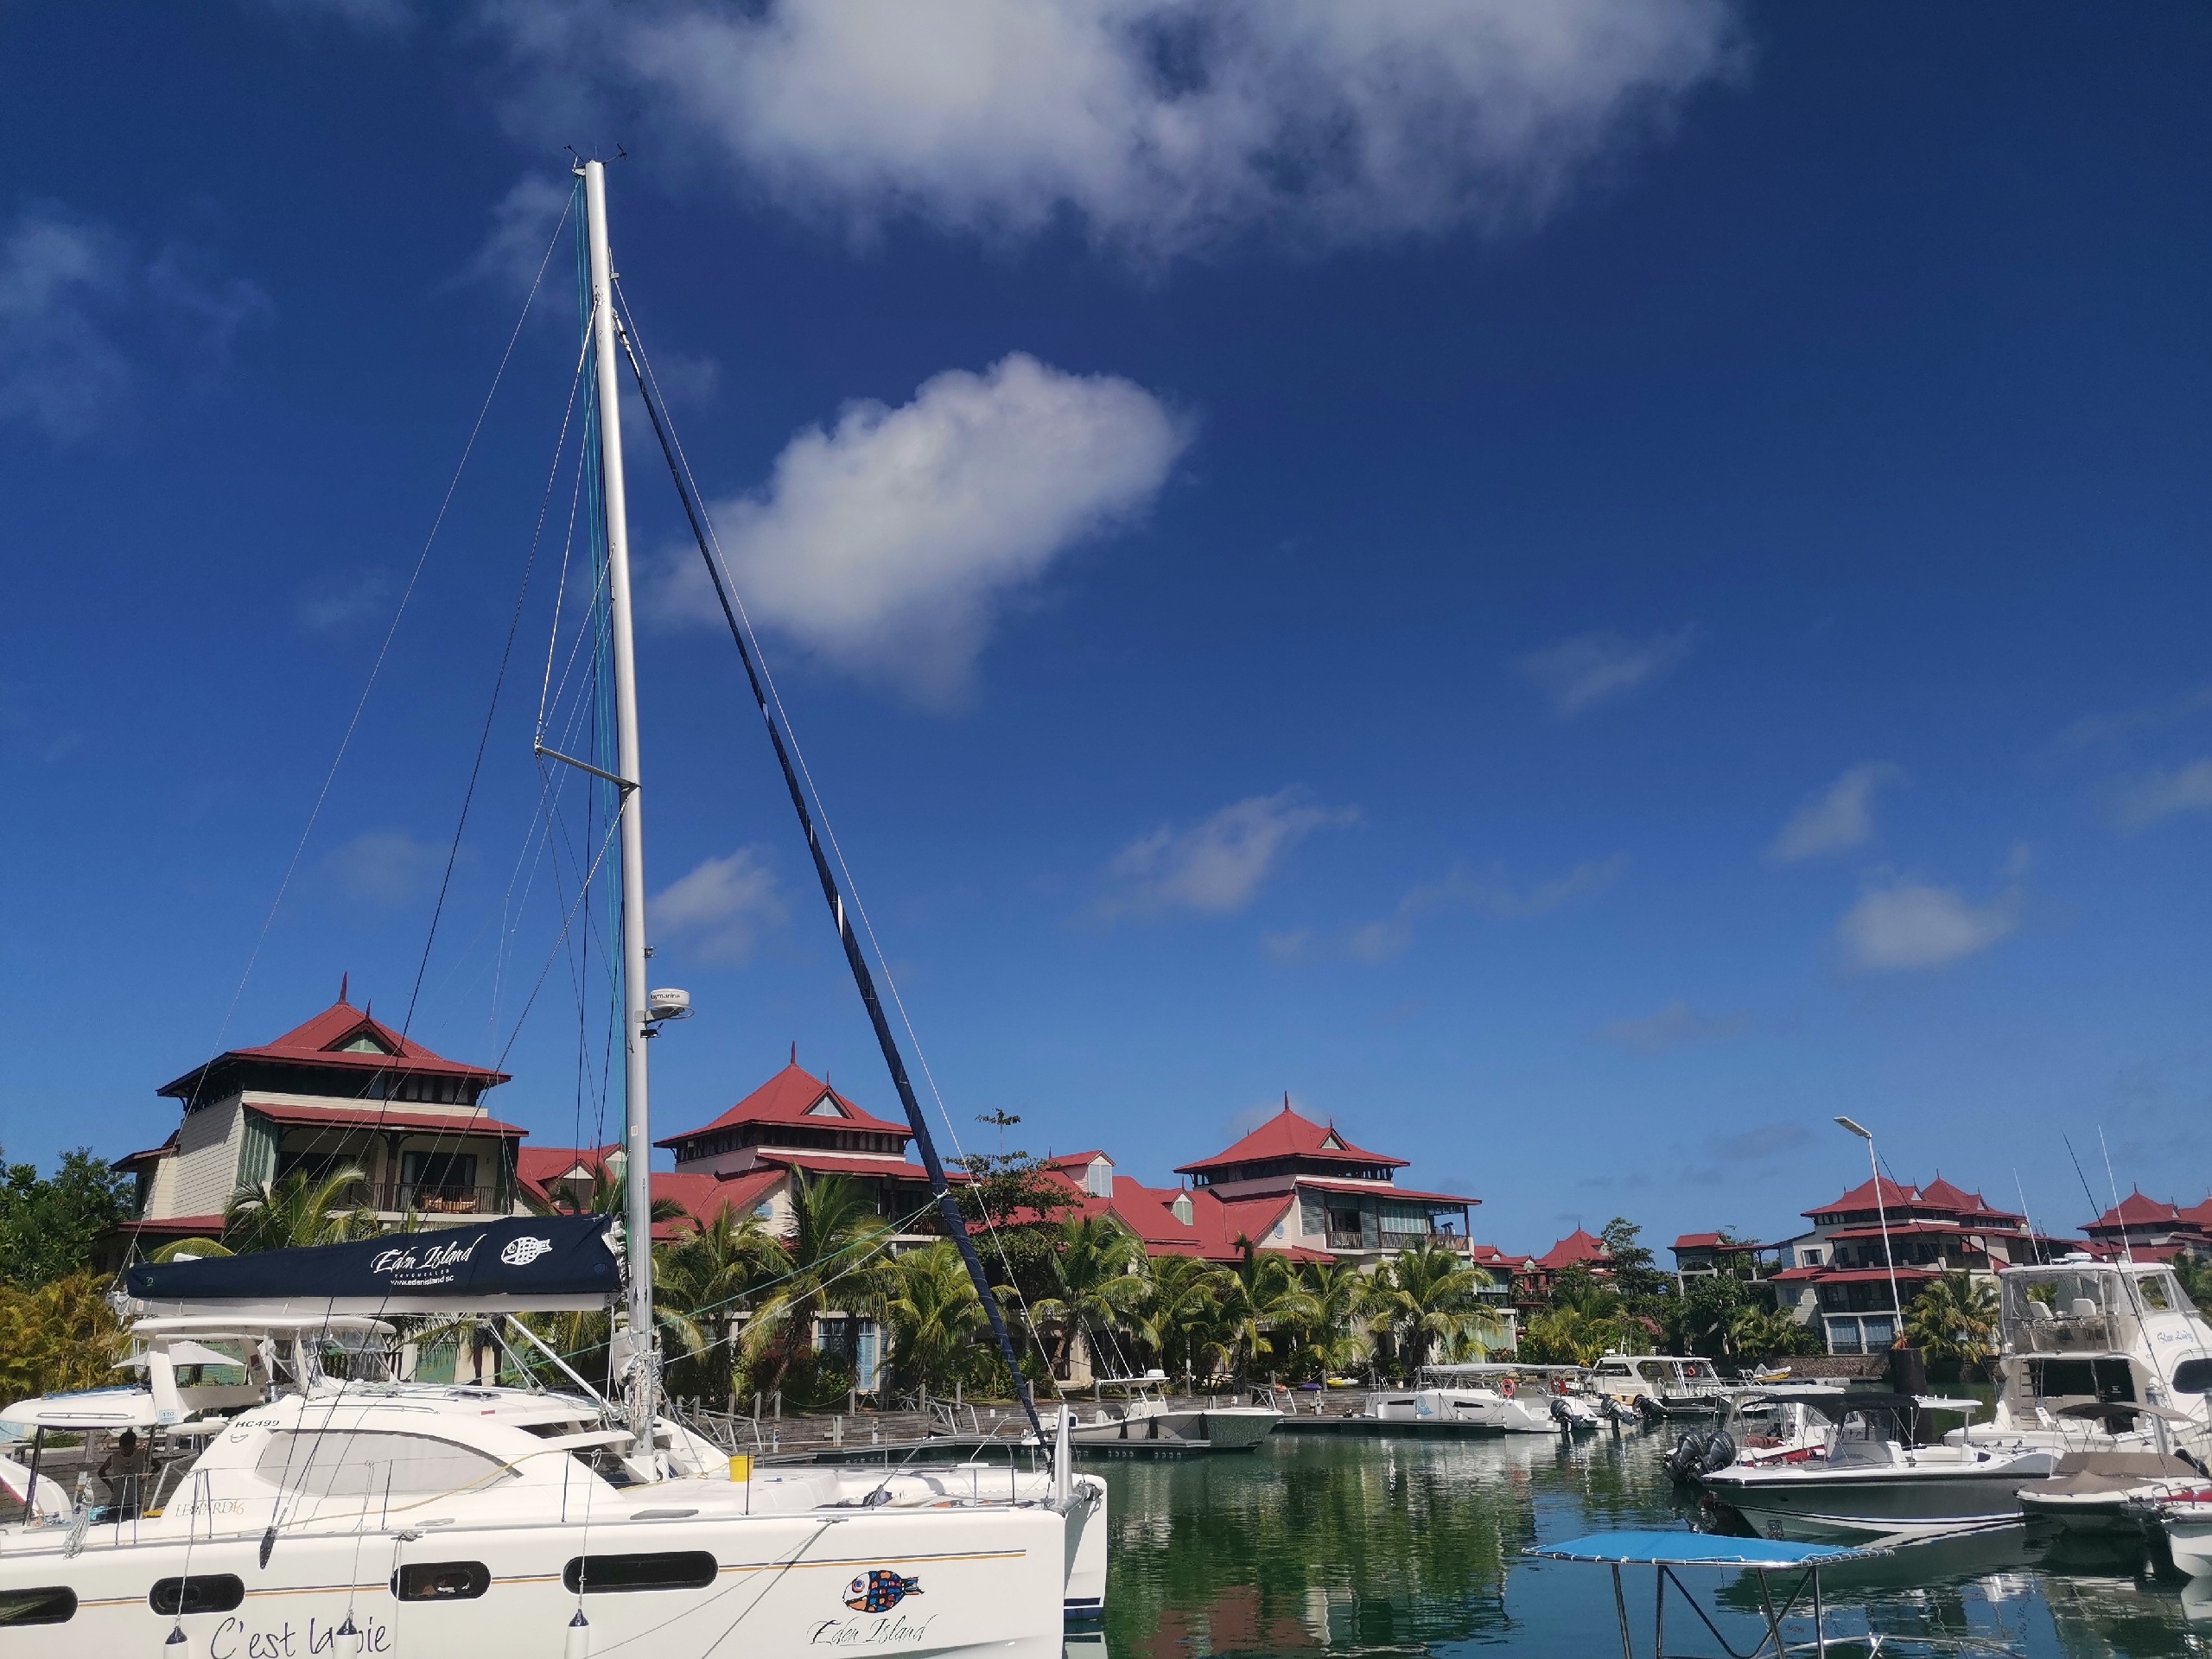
[99,1427,151,1516]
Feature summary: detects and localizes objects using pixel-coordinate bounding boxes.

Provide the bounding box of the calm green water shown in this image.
[1081,1429,2210,1658]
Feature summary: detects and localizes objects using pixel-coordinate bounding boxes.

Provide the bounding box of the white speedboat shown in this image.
[1586,1351,1731,1418]
[1662,1387,1843,1482]
[1365,1364,1603,1433]
[2014,1446,2209,1535]
[1066,1376,1279,1452]
[2159,1489,2212,1580]
[0,159,1102,1656]
[1695,1394,2056,1539]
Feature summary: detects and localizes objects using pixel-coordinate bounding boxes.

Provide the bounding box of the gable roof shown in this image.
[1174,1102,1406,1177]
[1802,1175,1922,1217]
[656,1061,910,1147]
[160,995,510,1098]
[2087,1188,2196,1230]
[1535,1228,1611,1270]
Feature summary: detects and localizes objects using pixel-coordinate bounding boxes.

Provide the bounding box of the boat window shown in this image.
[254,1429,509,1497]
[2031,1357,2138,1402]
[1637,1361,1667,1380]
[2139,1275,2173,1313]
[2171,1357,2212,1395]
[0,1587,76,1626]
[563,1552,718,1593]
[150,1576,246,1616]
[394,1561,492,1601]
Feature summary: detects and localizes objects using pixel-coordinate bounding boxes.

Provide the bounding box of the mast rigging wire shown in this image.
[610,302,1046,1439]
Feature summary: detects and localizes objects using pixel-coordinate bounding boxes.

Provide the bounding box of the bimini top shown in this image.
[124,1215,620,1317]
[1529,1531,1884,1567]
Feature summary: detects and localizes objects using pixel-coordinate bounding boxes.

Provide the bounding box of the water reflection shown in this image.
[1089,1429,2211,1659]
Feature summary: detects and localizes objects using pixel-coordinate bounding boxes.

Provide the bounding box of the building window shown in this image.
[1085,1158,1113,1198]
[1800,1249,1822,1267]
[1171,1194,1193,1226]
[402,1151,479,1208]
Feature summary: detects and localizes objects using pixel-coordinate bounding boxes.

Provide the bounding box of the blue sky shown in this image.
[4,2,2210,1257]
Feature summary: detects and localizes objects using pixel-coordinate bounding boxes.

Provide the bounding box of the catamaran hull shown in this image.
[1700,1456,2057,1539]
[0,1506,1067,1658]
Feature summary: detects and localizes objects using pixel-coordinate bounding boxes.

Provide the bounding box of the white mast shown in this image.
[582,158,658,1445]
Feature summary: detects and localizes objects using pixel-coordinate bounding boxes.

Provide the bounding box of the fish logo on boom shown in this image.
[845,1570,923,1612]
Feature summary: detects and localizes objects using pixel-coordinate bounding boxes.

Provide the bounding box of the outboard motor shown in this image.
[1550,1396,1575,1433]
[1698,1429,1737,1475]
[1635,1395,1665,1430]
[1663,1431,1708,1482]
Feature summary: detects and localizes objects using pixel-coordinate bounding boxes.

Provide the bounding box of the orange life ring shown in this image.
[1500,1376,1517,1399]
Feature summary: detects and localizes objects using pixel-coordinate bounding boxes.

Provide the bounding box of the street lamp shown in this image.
[1835,1116,1904,1352]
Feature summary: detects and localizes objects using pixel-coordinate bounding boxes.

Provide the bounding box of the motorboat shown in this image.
[1065,1374,1279,1452]
[1695,1392,2056,1539]
[1364,1364,1605,1433]
[1662,1387,1844,1482]
[2014,1447,2209,1536]
[1947,1256,2212,1461]
[2158,1489,2212,1580]
[1586,1351,1731,1418]
[0,160,1103,1656]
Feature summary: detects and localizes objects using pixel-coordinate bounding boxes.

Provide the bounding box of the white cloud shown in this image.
[1103,790,1353,917]
[1836,876,2020,973]
[1768,762,1901,863]
[651,847,788,963]
[0,205,269,441]
[1516,626,1697,717]
[1349,854,1624,960]
[1601,1000,1750,1052]
[0,209,132,439]
[483,0,1738,261]
[328,830,447,906]
[459,174,574,297]
[2115,760,2212,831]
[661,353,1185,707]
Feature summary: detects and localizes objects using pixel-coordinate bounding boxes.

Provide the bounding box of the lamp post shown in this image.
[1834,1116,1904,1352]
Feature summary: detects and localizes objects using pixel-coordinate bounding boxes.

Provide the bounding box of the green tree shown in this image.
[1670,1273,1750,1357]
[2175,1252,2212,1312]
[881,1241,990,1397]
[1289,1257,1377,1381]
[1213,1242,1317,1382]
[1905,1270,1999,1367]
[739,1172,892,1399]
[1599,1217,1671,1311]
[1132,1254,1229,1388]
[0,1272,127,1402]
[216,1165,381,1255]
[1366,1245,1503,1376]
[1519,1305,1629,1366]
[656,1204,782,1402]
[0,1147,133,1287]
[1031,1214,1149,1380]
[1728,1302,1821,1361]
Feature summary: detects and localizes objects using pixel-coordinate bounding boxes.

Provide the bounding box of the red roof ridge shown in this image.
[1174,1103,1406,1176]
[657,1060,909,1146]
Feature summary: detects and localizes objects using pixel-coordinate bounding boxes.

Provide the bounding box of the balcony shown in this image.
[370,1183,511,1217]
[1325,1230,1469,1254]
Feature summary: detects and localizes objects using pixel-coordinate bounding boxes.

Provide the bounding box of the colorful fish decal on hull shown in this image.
[845,1569,924,1612]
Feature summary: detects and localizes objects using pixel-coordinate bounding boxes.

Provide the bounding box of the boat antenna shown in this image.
[2065,1132,2179,1414]
[612,306,1044,1441]
[2012,1170,2040,1267]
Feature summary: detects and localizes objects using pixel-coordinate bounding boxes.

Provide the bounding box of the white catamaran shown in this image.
[0,160,1104,1656]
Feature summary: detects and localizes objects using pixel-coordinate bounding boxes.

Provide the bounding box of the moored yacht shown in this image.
[1365,1364,1605,1433]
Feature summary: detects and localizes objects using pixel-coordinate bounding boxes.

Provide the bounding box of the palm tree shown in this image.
[1031,1214,1149,1381]
[1517,1305,1622,1367]
[881,1242,988,1397]
[224,1165,380,1254]
[1367,1245,1504,1376]
[1132,1254,1228,1389]
[1906,1270,1999,1367]
[739,1172,892,1399]
[1727,1303,1817,1362]
[656,1204,782,1403]
[1212,1242,1317,1383]
[1291,1258,1376,1380]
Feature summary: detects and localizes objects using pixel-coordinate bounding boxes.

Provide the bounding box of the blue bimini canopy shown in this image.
[126,1215,621,1317]
[1529,1532,1880,1567]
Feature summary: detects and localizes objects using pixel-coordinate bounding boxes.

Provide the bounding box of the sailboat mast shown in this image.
[582,158,658,1440]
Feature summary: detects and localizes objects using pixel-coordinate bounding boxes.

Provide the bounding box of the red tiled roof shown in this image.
[1673,1232,1725,1250]
[1294,1176,1478,1205]
[2087,1189,2195,1230]
[1802,1175,1922,1217]
[1468,1243,1532,1268]
[652,1170,781,1239]
[160,997,509,1097]
[245,1103,527,1139]
[1044,1151,1109,1170]
[1917,1177,2018,1219]
[1174,1103,1406,1177]
[115,1215,227,1236]
[1808,1266,1939,1284]
[2181,1197,2212,1227]
[756,1152,949,1185]
[655,1062,909,1146]
[1535,1228,1611,1271]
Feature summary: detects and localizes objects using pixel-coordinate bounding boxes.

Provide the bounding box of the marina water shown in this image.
[1079,1431,2209,1657]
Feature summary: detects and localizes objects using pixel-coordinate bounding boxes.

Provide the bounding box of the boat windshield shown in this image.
[2002,1268,2142,1353]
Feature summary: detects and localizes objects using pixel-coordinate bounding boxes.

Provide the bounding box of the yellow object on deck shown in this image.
[728,1454,752,1483]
